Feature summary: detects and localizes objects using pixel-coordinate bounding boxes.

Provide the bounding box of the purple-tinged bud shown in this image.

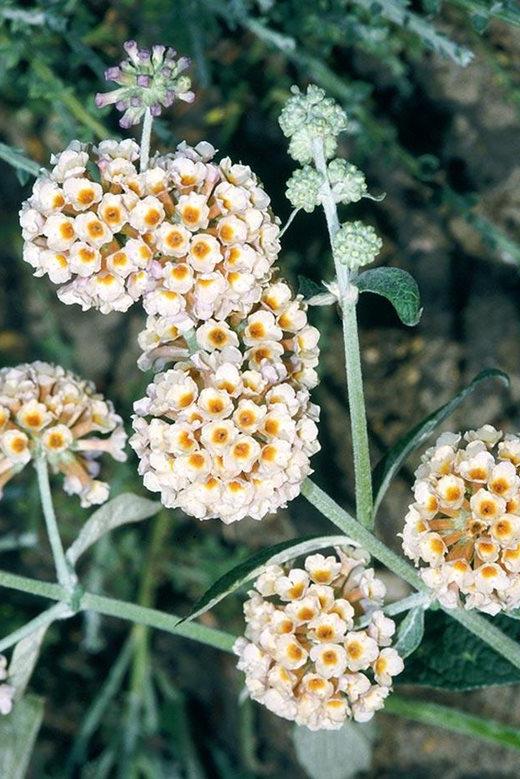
[137,75,151,87]
[177,56,191,72]
[116,100,129,111]
[104,66,121,81]
[138,48,150,61]
[119,114,134,129]
[150,103,162,116]
[180,90,195,104]
[124,40,138,54]
[162,91,175,107]
[95,93,108,108]
[152,44,166,63]
[130,96,142,107]
[161,66,172,78]
[165,47,177,61]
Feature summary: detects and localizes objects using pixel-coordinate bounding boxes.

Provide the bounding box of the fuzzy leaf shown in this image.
[293,721,375,779]
[394,606,425,658]
[372,368,509,514]
[298,275,324,300]
[182,535,353,623]
[0,695,44,779]
[66,493,161,566]
[356,267,422,326]
[400,611,520,690]
[0,142,41,179]
[9,623,52,699]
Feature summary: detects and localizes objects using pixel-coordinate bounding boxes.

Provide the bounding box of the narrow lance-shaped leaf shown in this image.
[181,535,355,624]
[0,695,45,779]
[356,267,422,326]
[0,142,41,179]
[394,606,425,659]
[372,368,509,515]
[66,493,161,566]
[9,622,54,699]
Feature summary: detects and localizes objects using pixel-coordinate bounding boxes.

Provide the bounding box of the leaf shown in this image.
[394,606,425,659]
[0,142,41,179]
[9,622,53,699]
[400,611,520,690]
[298,275,324,300]
[372,369,509,514]
[356,267,422,326]
[182,535,353,623]
[66,493,161,566]
[293,720,375,779]
[0,694,45,779]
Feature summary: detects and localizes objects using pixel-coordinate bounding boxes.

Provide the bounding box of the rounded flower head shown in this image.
[0,655,14,716]
[332,221,382,271]
[0,362,127,507]
[279,85,348,164]
[233,548,403,730]
[95,41,194,128]
[130,285,320,523]
[20,141,280,319]
[402,427,520,614]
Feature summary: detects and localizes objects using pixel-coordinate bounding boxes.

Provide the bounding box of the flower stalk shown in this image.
[35,457,76,593]
[139,107,153,172]
[311,136,373,528]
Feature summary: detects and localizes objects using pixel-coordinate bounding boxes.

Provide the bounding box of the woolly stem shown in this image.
[139,108,153,172]
[35,457,76,593]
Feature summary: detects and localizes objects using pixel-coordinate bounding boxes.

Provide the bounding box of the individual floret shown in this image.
[0,362,127,507]
[233,548,403,729]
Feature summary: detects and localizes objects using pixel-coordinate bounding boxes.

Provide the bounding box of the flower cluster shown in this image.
[95,41,194,128]
[234,549,403,729]
[402,426,520,614]
[0,656,14,716]
[130,283,320,523]
[332,221,382,271]
[279,85,348,164]
[0,362,126,507]
[20,140,280,319]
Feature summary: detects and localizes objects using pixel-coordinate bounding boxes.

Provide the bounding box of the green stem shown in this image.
[385,694,520,752]
[35,458,76,593]
[139,108,153,172]
[0,568,235,653]
[301,478,520,671]
[341,301,374,528]
[0,602,70,654]
[311,136,373,528]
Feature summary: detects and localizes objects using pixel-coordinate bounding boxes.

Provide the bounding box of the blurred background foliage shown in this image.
[0,1,520,776]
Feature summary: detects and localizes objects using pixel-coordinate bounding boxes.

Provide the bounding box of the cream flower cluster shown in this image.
[20,139,280,319]
[130,283,320,523]
[0,656,14,716]
[0,362,127,507]
[233,550,404,730]
[402,425,520,614]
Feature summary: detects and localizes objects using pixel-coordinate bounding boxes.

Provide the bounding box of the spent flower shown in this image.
[234,549,403,729]
[95,41,194,128]
[0,362,127,507]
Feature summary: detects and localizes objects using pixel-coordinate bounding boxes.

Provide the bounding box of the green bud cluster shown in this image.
[279,85,347,164]
[328,159,367,205]
[285,166,323,212]
[332,221,382,271]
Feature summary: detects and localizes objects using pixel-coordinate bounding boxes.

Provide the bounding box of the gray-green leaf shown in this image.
[394,606,425,659]
[66,493,161,566]
[182,535,353,624]
[356,267,422,326]
[0,695,45,779]
[372,368,509,515]
[9,619,57,700]
[0,142,41,179]
[293,721,375,779]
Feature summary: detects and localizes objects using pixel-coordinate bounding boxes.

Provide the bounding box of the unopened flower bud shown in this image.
[327,159,367,204]
[279,85,348,164]
[285,166,323,212]
[332,221,382,271]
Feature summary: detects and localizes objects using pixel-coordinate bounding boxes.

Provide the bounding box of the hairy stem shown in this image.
[35,457,76,593]
[0,568,235,653]
[301,478,520,671]
[139,108,153,172]
[311,136,373,527]
[0,602,70,654]
[385,695,520,752]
